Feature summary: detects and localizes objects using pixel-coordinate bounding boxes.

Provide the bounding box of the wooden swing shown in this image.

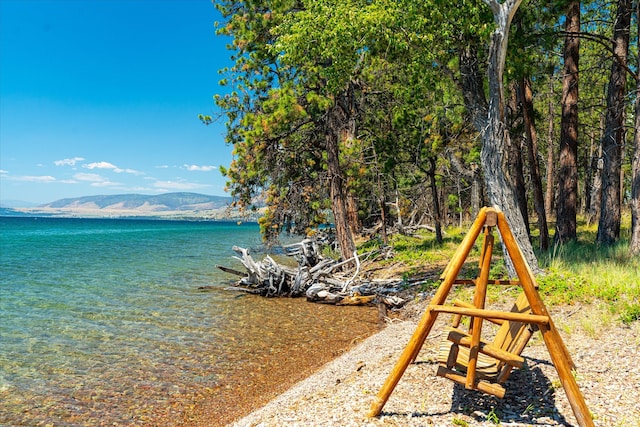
[367,207,594,427]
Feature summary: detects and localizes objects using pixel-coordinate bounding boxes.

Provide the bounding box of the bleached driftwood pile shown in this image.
[217,237,407,308]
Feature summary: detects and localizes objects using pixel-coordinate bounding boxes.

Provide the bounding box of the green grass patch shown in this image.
[538,236,639,323]
[362,213,639,324]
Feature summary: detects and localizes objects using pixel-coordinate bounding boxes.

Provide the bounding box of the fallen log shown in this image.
[216,265,246,277]
[217,236,407,308]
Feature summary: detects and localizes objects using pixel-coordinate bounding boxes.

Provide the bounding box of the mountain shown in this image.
[0,192,270,221]
[41,192,232,211]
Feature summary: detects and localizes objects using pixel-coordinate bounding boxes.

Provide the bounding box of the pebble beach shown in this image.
[228,301,640,427]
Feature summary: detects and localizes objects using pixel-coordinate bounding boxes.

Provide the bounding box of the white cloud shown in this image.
[183,164,217,172]
[90,180,117,187]
[119,168,143,175]
[9,175,57,183]
[54,157,85,166]
[74,172,107,182]
[84,161,118,170]
[73,173,119,187]
[0,169,8,174]
[153,180,209,190]
[83,161,143,175]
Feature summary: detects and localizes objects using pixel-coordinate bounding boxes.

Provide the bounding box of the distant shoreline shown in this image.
[0,207,261,222]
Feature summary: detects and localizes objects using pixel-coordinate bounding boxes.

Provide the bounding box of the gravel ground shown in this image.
[229,302,640,427]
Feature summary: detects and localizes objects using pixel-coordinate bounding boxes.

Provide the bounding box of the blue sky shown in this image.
[1,0,233,205]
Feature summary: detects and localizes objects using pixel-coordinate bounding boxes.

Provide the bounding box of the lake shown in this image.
[0,217,380,426]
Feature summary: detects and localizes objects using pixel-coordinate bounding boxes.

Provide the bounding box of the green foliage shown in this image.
[362,217,639,324]
[538,230,640,321]
[488,258,509,280]
[208,0,638,264]
[620,303,640,325]
[486,408,501,425]
[388,232,461,266]
[452,418,469,427]
[537,270,586,305]
[211,0,495,241]
[321,244,341,260]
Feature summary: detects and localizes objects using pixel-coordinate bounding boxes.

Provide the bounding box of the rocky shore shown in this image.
[229,300,640,427]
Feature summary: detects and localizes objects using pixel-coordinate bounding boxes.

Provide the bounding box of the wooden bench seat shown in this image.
[436,292,535,397]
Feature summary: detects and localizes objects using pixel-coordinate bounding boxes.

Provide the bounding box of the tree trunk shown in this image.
[629,2,639,255]
[544,80,556,218]
[508,80,530,236]
[428,156,444,244]
[448,151,481,218]
[371,144,389,245]
[589,111,606,225]
[597,0,631,245]
[457,0,538,274]
[477,0,539,274]
[520,76,550,251]
[326,93,356,262]
[471,164,481,218]
[556,1,580,244]
[585,130,595,219]
[341,113,362,236]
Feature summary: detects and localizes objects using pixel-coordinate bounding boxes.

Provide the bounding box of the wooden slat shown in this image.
[429,305,549,325]
[452,279,521,286]
[452,300,505,325]
[447,329,525,368]
[436,365,506,398]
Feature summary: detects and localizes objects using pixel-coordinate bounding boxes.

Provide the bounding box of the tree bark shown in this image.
[341,107,362,236]
[630,2,639,255]
[428,156,444,243]
[597,0,631,245]
[589,112,606,225]
[585,130,595,219]
[556,1,580,244]
[544,80,556,218]
[457,0,538,274]
[477,0,539,274]
[520,76,550,251]
[508,80,530,236]
[326,91,357,262]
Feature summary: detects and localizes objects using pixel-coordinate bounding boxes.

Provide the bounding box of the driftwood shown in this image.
[217,235,407,308]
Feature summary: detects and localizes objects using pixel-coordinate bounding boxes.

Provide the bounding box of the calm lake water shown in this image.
[0,217,380,426]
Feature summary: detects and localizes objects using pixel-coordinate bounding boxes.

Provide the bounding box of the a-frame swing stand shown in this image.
[367,207,594,427]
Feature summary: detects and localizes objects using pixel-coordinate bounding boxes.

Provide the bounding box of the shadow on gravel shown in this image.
[448,357,574,426]
[380,357,574,426]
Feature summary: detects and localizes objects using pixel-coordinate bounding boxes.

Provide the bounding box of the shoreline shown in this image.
[227,301,640,427]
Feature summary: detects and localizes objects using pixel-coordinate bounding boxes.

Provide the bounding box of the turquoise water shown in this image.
[0,217,264,424]
[0,217,380,426]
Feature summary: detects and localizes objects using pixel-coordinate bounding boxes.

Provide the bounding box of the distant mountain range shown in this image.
[1,192,239,219]
[40,192,232,211]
